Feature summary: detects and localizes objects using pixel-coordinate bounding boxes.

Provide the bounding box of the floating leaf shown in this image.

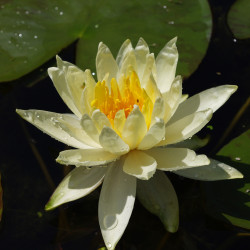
[0,0,97,82]
[204,130,250,229]
[227,0,250,39]
[76,0,212,79]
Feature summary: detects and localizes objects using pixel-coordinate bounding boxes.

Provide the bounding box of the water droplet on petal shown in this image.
[103,214,118,230]
[106,242,112,249]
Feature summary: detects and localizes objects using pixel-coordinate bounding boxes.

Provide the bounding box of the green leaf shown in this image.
[204,130,250,229]
[0,0,97,82]
[227,0,250,39]
[76,0,212,79]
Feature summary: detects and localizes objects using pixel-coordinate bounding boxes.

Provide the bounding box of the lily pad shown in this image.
[76,0,212,79]
[0,0,97,82]
[204,130,250,229]
[227,0,250,39]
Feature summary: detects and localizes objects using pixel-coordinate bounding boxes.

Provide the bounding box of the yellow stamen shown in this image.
[91,71,153,128]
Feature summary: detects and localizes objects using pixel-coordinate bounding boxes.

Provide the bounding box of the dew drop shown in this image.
[8,40,12,44]
[235,157,241,161]
[16,11,20,15]
[94,24,99,28]
[245,189,250,194]
[92,72,96,76]
[233,38,237,43]
[103,214,118,230]
[163,5,167,9]
[54,6,59,11]
[18,33,23,38]
[25,10,30,15]
[34,35,38,39]
[60,192,64,196]
[59,11,63,15]
[106,242,112,249]
[168,21,174,25]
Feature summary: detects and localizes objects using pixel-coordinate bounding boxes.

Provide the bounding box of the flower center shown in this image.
[91,71,153,127]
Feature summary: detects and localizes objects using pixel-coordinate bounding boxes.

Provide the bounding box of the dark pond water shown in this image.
[0,0,249,249]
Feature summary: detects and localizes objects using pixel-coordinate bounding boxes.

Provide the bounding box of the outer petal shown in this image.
[80,114,100,144]
[159,109,213,146]
[122,106,147,149]
[96,42,119,86]
[138,118,165,150]
[141,53,157,88]
[123,150,157,180]
[134,37,149,80]
[45,166,106,210]
[169,85,238,124]
[99,126,130,155]
[174,158,243,180]
[146,148,210,171]
[99,164,136,250]
[48,56,83,117]
[156,37,178,93]
[56,148,119,166]
[16,109,93,149]
[137,171,179,232]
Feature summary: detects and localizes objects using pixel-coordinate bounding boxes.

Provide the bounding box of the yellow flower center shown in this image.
[91,71,153,128]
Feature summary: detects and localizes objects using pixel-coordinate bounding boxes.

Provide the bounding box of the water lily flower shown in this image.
[16,38,243,249]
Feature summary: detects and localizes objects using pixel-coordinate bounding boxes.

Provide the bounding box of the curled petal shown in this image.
[174,158,243,180]
[123,150,157,180]
[56,148,119,166]
[146,148,210,171]
[99,164,136,250]
[45,166,106,210]
[137,171,179,232]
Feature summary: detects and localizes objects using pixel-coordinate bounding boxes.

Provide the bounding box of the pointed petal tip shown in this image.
[166,224,179,233]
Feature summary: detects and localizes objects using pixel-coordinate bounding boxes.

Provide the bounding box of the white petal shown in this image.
[80,69,96,115]
[162,75,182,123]
[99,126,130,155]
[174,158,243,180]
[81,114,100,144]
[16,109,93,149]
[173,135,210,150]
[119,50,137,77]
[66,65,85,114]
[99,164,136,250]
[114,109,126,136]
[138,118,165,150]
[48,56,82,117]
[150,97,165,126]
[135,38,150,80]
[56,148,119,166]
[169,85,238,124]
[159,109,213,146]
[123,150,157,180]
[96,42,119,85]
[137,171,179,232]
[156,37,178,93]
[146,148,210,171]
[122,106,147,149]
[141,53,157,88]
[144,73,161,103]
[45,166,106,210]
[92,109,112,132]
[116,39,133,69]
